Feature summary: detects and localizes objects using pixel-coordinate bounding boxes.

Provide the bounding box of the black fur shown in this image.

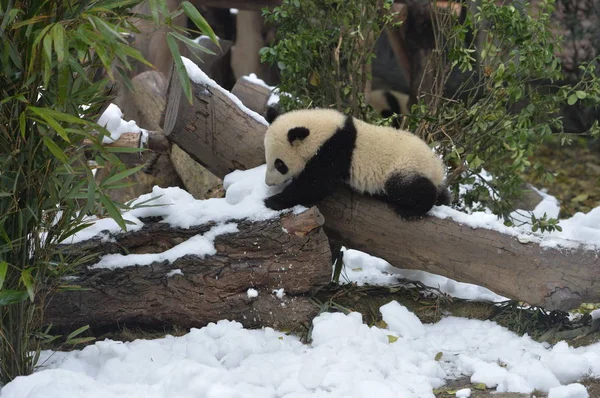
[384,91,402,115]
[287,127,310,144]
[368,173,438,219]
[274,158,288,174]
[264,116,356,210]
[265,106,280,124]
[379,91,402,129]
[435,187,453,206]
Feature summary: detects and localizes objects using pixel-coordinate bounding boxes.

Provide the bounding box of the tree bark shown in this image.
[46,209,331,332]
[163,74,600,311]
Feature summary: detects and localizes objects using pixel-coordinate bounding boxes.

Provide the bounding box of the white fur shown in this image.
[366,89,410,115]
[264,109,346,186]
[263,109,446,194]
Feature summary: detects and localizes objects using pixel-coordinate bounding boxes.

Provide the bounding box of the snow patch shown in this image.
[182,57,268,125]
[97,103,141,144]
[166,269,183,278]
[338,248,508,302]
[456,388,471,397]
[548,383,589,398]
[247,288,258,298]
[272,288,285,300]
[2,303,598,398]
[90,223,238,270]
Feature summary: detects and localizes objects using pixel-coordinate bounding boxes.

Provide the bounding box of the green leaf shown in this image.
[20,269,34,302]
[0,261,8,291]
[434,352,443,361]
[472,383,487,390]
[567,94,578,106]
[52,23,66,64]
[575,91,587,99]
[66,336,96,346]
[181,1,219,46]
[42,32,53,86]
[166,33,192,104]
[387,335,398,343]
[99,195,127,231]
[101,164,145,186]
[42,135,68,163]
[30,106,88,126]
[66,324,90,341]
[29,107,69,142]
[0,290,29,306]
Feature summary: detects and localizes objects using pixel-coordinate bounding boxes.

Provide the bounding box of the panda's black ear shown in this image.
[265,106,280,124]
[287,127,310,144]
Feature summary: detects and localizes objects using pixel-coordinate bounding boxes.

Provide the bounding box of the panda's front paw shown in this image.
[264,196,291,211]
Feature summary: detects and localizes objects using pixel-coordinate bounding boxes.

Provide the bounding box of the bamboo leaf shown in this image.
[89,0,140,10]
[0,290,29,306]
[29,107,70,142]
[0,261,8,291]
[11,15,51,29]
[170,31,216,57]
[66,336,96,346]
[20,269,34,302]
[42,135,68,163]
[166,33,192,104]
[181,1,219,46]
[42,32,53,86]
[66,324,90,341]
[101,164,145,186]
[99,195,127,231]
[52,23,66,64]
[93,45,114,81]
[119,45,153,68]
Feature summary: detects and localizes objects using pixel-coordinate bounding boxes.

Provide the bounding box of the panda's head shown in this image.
[263,107,346,186]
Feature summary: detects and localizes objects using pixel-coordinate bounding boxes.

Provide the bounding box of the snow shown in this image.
[90,223,238,270]
[166,269,183,278]
[338,248,508,302]
[380,300,426,338]
[247,288,258,298]
[65,164,305,269]
[97,103,141,144]
[272,288,285,300]
[3,302,599,398]
[181,57,268,125]
[548,383,589,398]
[455,388,471,397]
[432,179,600,251]
[242,73,281,106]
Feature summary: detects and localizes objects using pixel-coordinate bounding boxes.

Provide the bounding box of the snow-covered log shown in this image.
[163,72,600,311]
[46,209,331,332]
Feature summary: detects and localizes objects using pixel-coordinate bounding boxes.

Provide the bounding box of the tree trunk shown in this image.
[162,73,600,311]
[46,209,331,332]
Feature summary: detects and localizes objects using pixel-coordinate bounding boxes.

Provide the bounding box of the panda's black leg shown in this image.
[380,173,438,219]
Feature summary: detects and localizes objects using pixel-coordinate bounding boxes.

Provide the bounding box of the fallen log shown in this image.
[163,73,600,311]
[46,209,331,332]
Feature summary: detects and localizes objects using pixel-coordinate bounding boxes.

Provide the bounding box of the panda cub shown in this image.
[366,89,410,128]
[263,108,451,219]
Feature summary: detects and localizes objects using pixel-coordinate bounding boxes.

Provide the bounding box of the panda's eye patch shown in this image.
[274,158,288,174]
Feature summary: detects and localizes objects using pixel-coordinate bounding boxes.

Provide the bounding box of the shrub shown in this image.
[261,0,399,120]
[0,0,216,383]
[262,0,600,231]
